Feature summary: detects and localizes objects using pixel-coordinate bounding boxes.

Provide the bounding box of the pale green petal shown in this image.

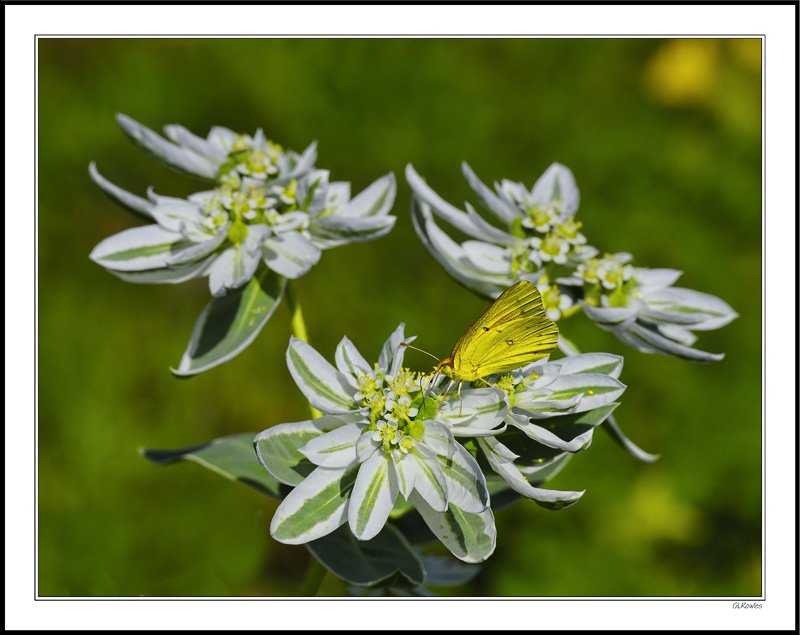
[348,453,398,540]
[299,423,363,468]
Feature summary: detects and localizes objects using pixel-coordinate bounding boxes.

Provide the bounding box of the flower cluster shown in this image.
[254,325,625,562]
[90,115,396,296]
[407,162,737,362]
[88,115,397,375]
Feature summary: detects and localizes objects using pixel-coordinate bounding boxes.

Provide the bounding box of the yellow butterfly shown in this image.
[405,280,560,404]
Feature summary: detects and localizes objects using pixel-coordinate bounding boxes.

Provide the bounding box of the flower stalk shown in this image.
[285,282,323,419]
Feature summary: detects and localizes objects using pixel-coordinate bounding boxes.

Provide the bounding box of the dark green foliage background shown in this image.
[37,38,761,597]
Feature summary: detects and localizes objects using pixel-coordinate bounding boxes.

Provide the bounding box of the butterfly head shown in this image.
[433,358,456,378]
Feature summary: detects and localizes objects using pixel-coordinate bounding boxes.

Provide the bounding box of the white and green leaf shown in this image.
[271,465,358,544]
[255,416,356,486]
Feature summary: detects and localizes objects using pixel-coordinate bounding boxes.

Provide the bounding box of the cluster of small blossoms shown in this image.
[506,190,588,271]
[91,115,396,298]
[407,161,736,361]
[574,252,637,308]
[355,366,426,455]
[255,325,627,563]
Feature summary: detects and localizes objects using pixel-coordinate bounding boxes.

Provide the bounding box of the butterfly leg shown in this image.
[423,371,439,397]
[443,378,455,398]
[457,380,464,416]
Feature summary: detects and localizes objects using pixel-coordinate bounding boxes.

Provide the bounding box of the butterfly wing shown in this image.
[451,281,559,380]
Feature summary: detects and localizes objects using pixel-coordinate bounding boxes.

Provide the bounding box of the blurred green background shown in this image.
[38,38,762,597]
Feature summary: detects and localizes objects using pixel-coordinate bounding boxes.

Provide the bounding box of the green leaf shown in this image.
[306,523,425,587]
[421,554,481,587]
[140,432,283,498]
[412,396,439,421]
[172,268,286,376]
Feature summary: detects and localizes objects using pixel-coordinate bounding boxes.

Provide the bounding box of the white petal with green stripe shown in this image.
[461,161,522,226]
[298,423,364,468]
[334,335,371,386]
[88,161,154,221]
[262,231,321,279]
[108,255,214,285]
[90,224,191,272]
[546,353,624,379]
[642,287,737,331]
[436,387,508,435]
[148,194,206,233]
[356,430,380,463]
[405,443,447,512]
[286,337,357,414]
[348,452,399,541]
[508,403,619,454]
[410,195,510,299]
[437,442,489,513]
[378,323,413,376]
[408,491,496,563]
[208,228,268,297]
[116,113,219,181]
[340,173,396,218]
[478,437,584,511]
[518,374,625,415]
[166,230,227,266]
[420,420,457,458]
[270,465,358,545]
[309,215,397,249]
[391,450,416,500]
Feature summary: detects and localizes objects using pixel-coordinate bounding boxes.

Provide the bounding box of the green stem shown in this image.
[285,282,323,419]
[297,557,327,597]
[286,281,310,343]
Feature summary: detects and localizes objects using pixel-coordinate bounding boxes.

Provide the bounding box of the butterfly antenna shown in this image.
[401,343,442,363]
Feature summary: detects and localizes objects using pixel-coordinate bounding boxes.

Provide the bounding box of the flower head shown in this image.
[256,324,629,562]
[406,161,736,362]
[88,115,398,374]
